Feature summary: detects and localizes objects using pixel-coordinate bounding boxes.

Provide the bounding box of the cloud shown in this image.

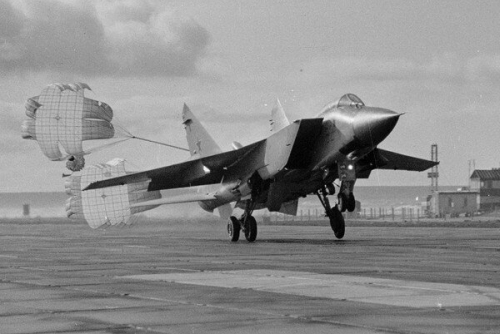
[466,54,500,81]
[0,0,210,77]
[0,0,23,40]
[299,53,500,84]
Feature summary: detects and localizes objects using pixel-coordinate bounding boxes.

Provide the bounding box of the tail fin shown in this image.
[270,98,290,132]
[181,104,233,219]
[182,104,221,158]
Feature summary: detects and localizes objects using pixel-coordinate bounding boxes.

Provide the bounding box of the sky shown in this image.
[2,0,500,192]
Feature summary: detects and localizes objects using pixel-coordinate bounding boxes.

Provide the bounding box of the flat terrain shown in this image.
[1,217,500,333]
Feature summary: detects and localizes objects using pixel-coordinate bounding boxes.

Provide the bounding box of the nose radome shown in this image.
[353,108,401,148]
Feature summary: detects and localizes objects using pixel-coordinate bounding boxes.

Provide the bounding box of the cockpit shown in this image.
[332,94,365,108]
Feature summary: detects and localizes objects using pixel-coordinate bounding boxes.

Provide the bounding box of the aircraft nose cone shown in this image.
[353,108,401,148]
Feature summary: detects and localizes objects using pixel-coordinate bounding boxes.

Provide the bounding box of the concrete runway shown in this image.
[1,217,500,333]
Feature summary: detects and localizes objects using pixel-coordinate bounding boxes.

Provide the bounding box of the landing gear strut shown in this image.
[337,180,356,213]
[227,200,257,242]
[317,185,345,239]
[336,160,357,213]
[337,192,356,212]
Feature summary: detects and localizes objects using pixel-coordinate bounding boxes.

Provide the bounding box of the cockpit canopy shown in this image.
[333,94,365,108]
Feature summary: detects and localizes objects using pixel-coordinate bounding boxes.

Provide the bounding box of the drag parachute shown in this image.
[65,158,161,229]
[22,83,117,171]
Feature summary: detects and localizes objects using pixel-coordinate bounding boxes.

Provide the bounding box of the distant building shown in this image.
[470,169,500,211]
[428,190,479,218]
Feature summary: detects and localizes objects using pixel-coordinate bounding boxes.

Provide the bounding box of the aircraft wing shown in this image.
[129,192,216,208]
[84,140,265,192]
[84,118,323,193]
[373,148,438,171]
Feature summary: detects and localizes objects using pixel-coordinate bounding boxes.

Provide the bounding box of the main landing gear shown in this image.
[227,200,257,242]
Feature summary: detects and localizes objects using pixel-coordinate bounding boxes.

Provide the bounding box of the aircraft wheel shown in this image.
[347,194,356,212]
[244,215,257,242]
[328,206,345,239]
[338,193,348,212]
[228,216,240,242]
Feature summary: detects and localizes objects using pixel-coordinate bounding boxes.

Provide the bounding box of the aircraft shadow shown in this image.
[258,238,361,246]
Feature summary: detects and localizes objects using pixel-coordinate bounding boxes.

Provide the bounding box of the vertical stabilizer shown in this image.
[270,98,290,132]
[182,104,222,158]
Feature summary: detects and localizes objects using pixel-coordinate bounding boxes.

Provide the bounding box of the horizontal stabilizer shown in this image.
[372,148,438,171]
[130,192,216,208]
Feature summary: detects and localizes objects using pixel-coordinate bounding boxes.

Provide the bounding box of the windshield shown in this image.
[333,94,365,108]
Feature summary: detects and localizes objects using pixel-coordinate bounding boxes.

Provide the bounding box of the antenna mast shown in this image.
[428,144,439,192]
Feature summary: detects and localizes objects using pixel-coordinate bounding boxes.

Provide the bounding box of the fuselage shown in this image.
[200,94,401,213]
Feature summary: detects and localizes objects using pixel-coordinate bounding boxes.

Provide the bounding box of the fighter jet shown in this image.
[84,93,437,242]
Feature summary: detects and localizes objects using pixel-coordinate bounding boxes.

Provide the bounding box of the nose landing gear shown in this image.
[336,160,357,213]
[317,185,345,239]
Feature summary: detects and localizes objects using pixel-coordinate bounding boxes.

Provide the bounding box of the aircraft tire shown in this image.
[328,207,345,239]
[347,194,356,212]
[244,215,257,242]
[228,216,240,242]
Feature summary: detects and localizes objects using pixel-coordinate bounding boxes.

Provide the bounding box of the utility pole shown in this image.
[468,159,475,188]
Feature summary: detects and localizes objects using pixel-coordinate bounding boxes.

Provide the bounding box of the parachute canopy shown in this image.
[65,158,161,229]
[22,83,116,171]
[22,82,190,172]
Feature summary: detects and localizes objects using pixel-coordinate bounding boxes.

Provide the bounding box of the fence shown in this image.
[264,207,429,224]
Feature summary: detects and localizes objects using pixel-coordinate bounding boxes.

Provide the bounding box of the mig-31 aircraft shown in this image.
[84,93,437,242]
